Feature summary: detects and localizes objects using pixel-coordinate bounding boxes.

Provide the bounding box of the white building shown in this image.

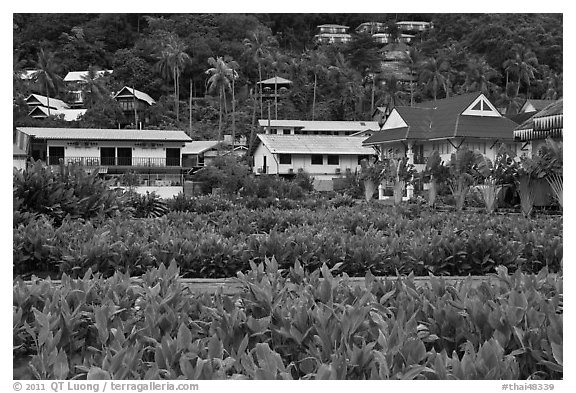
[251,134,375,191]
[257,120,380,136]
[15,127,192,195]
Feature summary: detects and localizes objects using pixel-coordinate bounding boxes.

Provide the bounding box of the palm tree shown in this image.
[462,56,499,96]
[32,48,62,116]
[542,72,562,100]
[156,35,191,123]
[419,56,450,101]
[403,46,422,107]
[328,53,364,120]
[243,27,277,119]
[502,45,538,98]
[378,75,407,108]
[516,50,538,98]
[80,67,109,108]
[206,56,234,143]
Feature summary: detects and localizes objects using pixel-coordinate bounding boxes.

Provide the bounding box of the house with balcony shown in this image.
[514,98,562,157]
[251,134,374,191]
[113,86,156,127]
[15,127,192,194]
[257,120,380,136]
[314,24,352,44]
[363,92,520,171]
[395,21,433,33]
[356,22,387,35]
[63,69,113,108]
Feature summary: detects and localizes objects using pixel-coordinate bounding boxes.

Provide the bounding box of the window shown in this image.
[270,128,277,135]
[279,154,292,165]
[283,129,291,135]
[327,155,339,165]
[311,154,323,165]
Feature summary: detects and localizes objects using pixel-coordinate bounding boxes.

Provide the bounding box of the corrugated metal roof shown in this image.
[17,127,192,142]
[113,86,155,105]
[63,70,113,82]
[182,141,221,154]
[257,135,373,155]
[257,120,380,132]
[25,94,70,110]
[28,106,87,121]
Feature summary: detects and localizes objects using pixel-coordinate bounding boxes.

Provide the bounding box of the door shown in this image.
[48,146,64,165]
[263,156,267,173]
[117,147,132,166]
[166,148,180,166]
[100,147,116,166]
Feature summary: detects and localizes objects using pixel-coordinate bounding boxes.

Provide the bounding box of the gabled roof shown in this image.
[16,127,192,142]
[113,86,155,105]
[182,141,221,155]
[25,94,70,110]
[257,120,380,132]
[28,106,87,121]
[255,135,372,155]
[514,99,563,141]
[364,93,517,145]
[63,70,113,82]
[520,99,556,113]
[256,76,293,85]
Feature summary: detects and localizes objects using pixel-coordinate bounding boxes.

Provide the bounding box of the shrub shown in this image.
[13,260,562,380]
[13,160,130,225]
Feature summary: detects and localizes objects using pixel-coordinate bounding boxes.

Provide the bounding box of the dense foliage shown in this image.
[13,259,562,380]
[13,13,562,137]
[13,201,562,280]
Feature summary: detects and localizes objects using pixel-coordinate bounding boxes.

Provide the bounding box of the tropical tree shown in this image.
[242,27,277,119]
[462,56,499,96]
[206,56,234,143]
[156,35,191,123]
[80,67,110,108]
[359,157,385,202]
[403,46,423,107]
[503,45,539,98]
[422,150,449,208]
[32,48,63,116]
[328,52,364,120]
[419,54,452,101]
[446,148,481,210]
[303,50,329,121]
[377,75,407,108]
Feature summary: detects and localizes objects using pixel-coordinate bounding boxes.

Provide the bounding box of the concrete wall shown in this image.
[253,144,365,176]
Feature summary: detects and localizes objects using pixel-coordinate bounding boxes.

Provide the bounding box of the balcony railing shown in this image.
[52,156,182,167]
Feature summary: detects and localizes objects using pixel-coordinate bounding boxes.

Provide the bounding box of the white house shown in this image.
[251,134,375,191]
[15,127,192,195]
[257,120,380,136]
[63,69,113,108]
[363,92,521,171]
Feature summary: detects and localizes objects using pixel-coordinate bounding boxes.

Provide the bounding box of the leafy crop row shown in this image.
[14,205,562,279]
[13,260,562,380]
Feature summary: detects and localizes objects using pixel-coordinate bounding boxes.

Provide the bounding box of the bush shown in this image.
[13,160,130,225]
